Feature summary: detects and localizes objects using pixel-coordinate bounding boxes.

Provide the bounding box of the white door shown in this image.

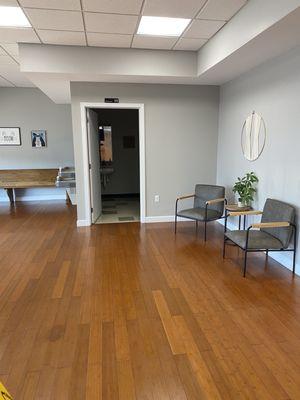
[87,108,102,223]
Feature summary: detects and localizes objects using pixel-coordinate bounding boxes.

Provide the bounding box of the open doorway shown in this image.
[85,105,144,224]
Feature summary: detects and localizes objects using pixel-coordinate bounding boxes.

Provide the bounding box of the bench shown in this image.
[0,169,59,204]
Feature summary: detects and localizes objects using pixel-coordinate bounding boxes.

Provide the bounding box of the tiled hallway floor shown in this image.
[95,196,140,224]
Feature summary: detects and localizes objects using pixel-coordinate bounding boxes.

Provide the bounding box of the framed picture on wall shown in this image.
[0,127,21,146]
[31,130,47,148]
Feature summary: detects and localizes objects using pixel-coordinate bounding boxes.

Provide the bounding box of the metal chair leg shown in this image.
[223,237,226,258]
[293,223,297,274]
[293,249,296,274]
[266,250,269,261]
[243,251,248,277]
[204,204,208,242]
[243,227,251,277]
[175,214,177,234]
[196,220,198,234]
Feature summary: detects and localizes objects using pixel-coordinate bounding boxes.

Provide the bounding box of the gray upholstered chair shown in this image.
[175,184,226,241]
[223,198,297,277]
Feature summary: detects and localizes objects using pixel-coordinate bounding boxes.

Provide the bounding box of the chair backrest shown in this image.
[194,184,225,215]
[261,198,295,248]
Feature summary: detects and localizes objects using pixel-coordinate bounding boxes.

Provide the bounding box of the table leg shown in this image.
[5,188,14,204]
[239,216,241,230]
[244,215,246,230]
[66,189,71,205]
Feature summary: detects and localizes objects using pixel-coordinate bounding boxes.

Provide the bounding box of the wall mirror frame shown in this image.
[99,125,113,165]
[241,111,266,161]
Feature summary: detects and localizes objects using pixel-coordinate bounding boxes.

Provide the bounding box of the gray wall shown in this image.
[0,88,74,200]
[71,82,220,221]
[96,108,139,195]
[217,45,300,273]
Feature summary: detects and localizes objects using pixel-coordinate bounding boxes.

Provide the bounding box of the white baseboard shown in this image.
[77,219,90,227]
[0,194,66,202]
[217,219,299,275]
[145,215,173,223]
[145,215,191,223]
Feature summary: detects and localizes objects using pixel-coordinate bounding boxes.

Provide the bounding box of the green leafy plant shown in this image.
[233,172,259,206]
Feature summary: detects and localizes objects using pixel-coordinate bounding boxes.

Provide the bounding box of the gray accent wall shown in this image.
[71,82,220,222]
[217,45,300,273]
[0,88,74,200]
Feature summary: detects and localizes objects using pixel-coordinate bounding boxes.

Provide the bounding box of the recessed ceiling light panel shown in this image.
[137,16,190,37]
[0,6,31,28]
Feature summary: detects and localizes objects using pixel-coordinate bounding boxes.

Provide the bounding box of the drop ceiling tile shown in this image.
[87,32,131,47]
[132,35,177,50]
[174,37,207,51]
[0,27,39,43]
[25,9,84,31]
[84,13,138,34]
[184,19,225,39]
[38,30,86,45]
[0,76,15,87]
[0,0,18,5]
[197,0,247,21]
[19,0,81,10]
[0,62,18,71]
[82,0,143,14]
[0,58,33,87]
[0,54,18,65]
[0,75,14,86]
[0,43,19,55]
[142,0,206,18]
[0,46,6,55]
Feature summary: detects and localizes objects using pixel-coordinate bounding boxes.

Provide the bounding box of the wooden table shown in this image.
[0,169,58,204]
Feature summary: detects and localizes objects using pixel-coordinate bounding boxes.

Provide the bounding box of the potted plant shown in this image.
[233,172,259,207]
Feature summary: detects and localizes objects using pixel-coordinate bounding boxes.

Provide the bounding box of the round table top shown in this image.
[225,204,252,212]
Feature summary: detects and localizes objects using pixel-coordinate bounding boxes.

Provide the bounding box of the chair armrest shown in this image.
[251,221,290,229]
[229,210,263,217]
[176,194,195,201]
[206,197,226,205]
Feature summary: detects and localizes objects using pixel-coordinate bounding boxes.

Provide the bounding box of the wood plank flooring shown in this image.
[1,201,300,399]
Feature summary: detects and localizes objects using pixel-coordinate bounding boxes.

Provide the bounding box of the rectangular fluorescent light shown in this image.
[0,6,31,28]
[137,16,190,37]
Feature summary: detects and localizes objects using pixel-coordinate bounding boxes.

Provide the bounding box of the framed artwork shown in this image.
[0,127,21,146]
[31,130,47,148]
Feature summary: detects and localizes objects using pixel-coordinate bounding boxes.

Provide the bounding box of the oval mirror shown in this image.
[241,111,266,161]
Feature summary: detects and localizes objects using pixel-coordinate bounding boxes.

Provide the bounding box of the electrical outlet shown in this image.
[154,195,160,203]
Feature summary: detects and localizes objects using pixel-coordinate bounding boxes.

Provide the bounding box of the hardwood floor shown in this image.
[1,201,300,399]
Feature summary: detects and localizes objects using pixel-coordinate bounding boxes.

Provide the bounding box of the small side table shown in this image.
[225,204,252,230]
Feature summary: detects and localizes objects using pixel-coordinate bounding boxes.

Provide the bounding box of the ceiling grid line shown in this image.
[0,70,16,87]
[0,43,19,64]
[171,0,210,50]
[16,0,42,43]
[130,0,146,48]
[79,0,88,46]
[23,7,140,16]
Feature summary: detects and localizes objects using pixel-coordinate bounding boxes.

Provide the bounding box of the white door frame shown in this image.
[80,102,146,225]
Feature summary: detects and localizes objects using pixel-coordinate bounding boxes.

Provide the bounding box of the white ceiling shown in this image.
[0,0,247,86]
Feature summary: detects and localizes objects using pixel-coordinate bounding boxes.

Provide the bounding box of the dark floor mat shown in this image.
[118,216,134,221]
